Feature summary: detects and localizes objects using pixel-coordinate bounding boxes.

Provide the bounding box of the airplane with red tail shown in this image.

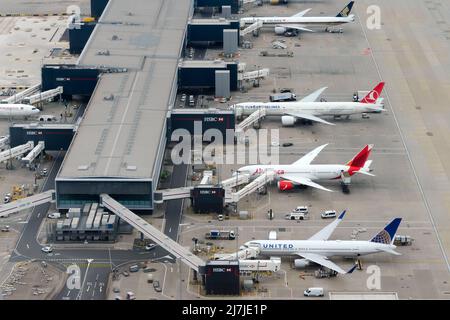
[237,144,374,192]
[231,82,386,126]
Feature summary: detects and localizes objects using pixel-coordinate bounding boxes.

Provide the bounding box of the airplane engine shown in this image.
[281,115,296,126]
[294,259,311,268]
[278,180,294,191]
[274,26,287,35]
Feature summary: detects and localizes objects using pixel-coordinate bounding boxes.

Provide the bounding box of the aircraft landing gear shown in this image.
[341,182,350,194]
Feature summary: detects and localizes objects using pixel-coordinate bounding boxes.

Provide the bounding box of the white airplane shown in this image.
[237,143,374,192]
[240,1,355,35]
[242,211,402,274]
[0,103,40,118]
[231,82,385,126]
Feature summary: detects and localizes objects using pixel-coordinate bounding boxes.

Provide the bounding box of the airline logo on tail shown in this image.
[346,144,373,169]
[370,218,402,244]
[361,82,385,104]
[336,1,355,17]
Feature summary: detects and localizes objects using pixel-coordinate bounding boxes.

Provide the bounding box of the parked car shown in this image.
[321,210,337,219]
[129,264,139,273]
[180,94,186,102]
[47,212,61,219]
[1,226,10,232]
[145,243,157,251]
[40,168,48,176]
[282,142,293,147]
[3,195,11,204]
[304,287,324,297]
[41,246,53,254]
[122,271,130,277]
[217,214,224,221]
[153,280,162,292]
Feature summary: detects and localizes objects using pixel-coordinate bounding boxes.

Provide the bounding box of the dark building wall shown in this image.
[9,126,75,151]
[204,261,240,295]
[91,0,109,18]
[56,180,153,210]
[168,111,235,139]
[42,65,99,97]
[188,21,240,44]
[69,23,96,54]
[178,63,238,90]
[195,0,240,13]
[191,187,224,214]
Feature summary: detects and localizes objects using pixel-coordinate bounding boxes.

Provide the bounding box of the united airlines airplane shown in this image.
[242,211,402,274]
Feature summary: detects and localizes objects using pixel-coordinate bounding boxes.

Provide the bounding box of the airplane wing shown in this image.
[297,252,348,274]
[291,8,312,17]
[308,210,346,241]
[299,87,328,103]
[277,24,314,32]
[283,111,335,125]
[291,144,328,166]
[279,174,333,192]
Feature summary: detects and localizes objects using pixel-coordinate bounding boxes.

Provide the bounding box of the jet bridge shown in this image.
[235,108,266,134]
[21,141,45,165]
[238,68,270,81]
[22,87,63,105]
[225,171,275,203]
[0,189,55,218]
[0,141,34,163]
[100,194,206,272]
[1,84,41,104]
[240,20,263,36]
[0,135,9,149]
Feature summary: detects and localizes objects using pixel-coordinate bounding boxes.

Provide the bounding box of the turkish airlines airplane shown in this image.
[231,82,385,126]
[237,143,374,192]
[0,103,40,118]
[242,211,402,274]
[240,1,355,35]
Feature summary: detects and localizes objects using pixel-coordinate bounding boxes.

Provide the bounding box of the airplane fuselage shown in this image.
[0,104,40,118]
[241,16,354,27]
[233,101,384,117]
[247,240,396,258]
[238,164,356,181]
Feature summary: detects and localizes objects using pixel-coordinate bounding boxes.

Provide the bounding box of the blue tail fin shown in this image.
[370,218,402,244]
[336,1,354,17]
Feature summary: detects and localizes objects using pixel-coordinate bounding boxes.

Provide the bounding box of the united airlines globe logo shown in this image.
[372,230,391,244]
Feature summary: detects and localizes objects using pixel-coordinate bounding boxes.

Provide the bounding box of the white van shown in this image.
[47,212,61,219]
[304,287,324,297]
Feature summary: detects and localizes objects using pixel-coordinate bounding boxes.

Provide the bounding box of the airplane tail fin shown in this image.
[361,82,385,104]
[370,218,402,245]
[336,1,354,17]
[346,144,374,168]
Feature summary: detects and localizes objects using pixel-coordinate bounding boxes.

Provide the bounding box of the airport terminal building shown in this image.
[55,0,193,211]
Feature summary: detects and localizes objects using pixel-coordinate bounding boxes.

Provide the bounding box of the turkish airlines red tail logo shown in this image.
[361,82,385,104]
[346,145,373,168]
